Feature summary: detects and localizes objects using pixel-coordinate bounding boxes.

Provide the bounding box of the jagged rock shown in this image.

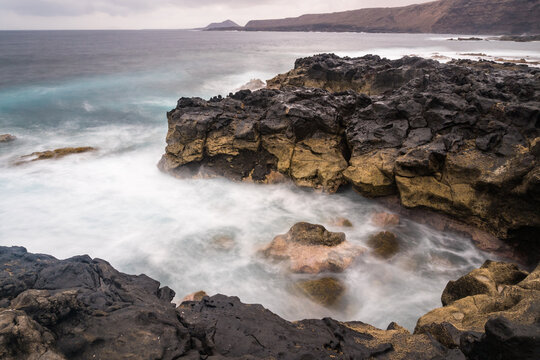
[441,260,529,306]
[260,223,365,273]
[1,246,472,359]
[295,277,345,307]
[0,246,190,360]
[371,212,400,228]
[178,294,464,359]
[415,262,540,333]
[160,54,540,252]
[460,316,540,360]
[16,147,96,164]
[367,231,400,259]
[0,134,16,143]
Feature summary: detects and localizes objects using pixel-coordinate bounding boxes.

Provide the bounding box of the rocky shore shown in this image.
[1,246,538,359]
[159,54,540,265]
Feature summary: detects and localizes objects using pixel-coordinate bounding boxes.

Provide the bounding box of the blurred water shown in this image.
[1,30,536,329]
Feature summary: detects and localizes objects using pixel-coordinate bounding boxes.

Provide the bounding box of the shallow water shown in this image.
[1,30,536,329]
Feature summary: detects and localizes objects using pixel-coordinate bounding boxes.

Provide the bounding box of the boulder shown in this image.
[260,223,365,273]
[367,231,400,259]
[441,260,529,306]
[415,262,539,334]
[295,277,345,307]
[0,134,16,143]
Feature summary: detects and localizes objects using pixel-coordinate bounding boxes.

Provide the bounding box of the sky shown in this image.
[0,0,436,30]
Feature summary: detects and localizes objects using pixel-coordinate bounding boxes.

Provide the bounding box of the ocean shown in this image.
[1,30,538,329]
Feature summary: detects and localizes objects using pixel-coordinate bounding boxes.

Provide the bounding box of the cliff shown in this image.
[244,0,540,35]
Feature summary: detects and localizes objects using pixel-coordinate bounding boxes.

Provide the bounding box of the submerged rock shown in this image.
[17,147,96,164]
[260,222,365,273]
[330,217,353,227]
[367,231,400,259]
[295,277,345,307]
[372,212,400,228]
[0,134,16,143]
[160,54,540,251]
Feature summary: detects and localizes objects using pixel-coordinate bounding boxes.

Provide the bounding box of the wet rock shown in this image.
[460,316,540,360]
[17,147,96,164]
[367,231,400,259]
[288,222,345,246]
[371,212,400,228]
[161,54,540,245]
[415,262,540,333]
[329,217,353,227]
[441,260,529,306]
[182,291,208,302]
[0,134,16,143]
[260,222,365,273]
[295,277,345,307]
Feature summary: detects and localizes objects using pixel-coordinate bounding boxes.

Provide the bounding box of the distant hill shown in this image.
[203,20,241,30]
[244,0,539,35]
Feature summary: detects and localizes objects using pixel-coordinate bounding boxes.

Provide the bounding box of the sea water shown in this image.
[1,30,538,330]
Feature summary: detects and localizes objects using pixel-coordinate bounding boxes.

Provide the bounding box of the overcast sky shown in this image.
[0,0,435,30]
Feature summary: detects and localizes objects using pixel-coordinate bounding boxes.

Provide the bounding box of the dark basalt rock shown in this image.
[1,246,471,359]
[160,54,540,262]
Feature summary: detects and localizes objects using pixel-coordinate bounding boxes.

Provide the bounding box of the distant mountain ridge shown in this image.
[244,0,539,35]
[204,20,241,30]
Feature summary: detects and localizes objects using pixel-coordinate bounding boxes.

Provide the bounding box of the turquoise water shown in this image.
[1,30,537,329]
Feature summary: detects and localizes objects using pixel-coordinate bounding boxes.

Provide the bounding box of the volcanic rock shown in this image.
[1,246,474,359]
[260,222,365,273]
[160,54,540,252]
[415,261,540,334]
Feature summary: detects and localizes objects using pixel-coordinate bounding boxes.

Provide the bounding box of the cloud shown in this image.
[0,1,435,29]
[0,0,272,17]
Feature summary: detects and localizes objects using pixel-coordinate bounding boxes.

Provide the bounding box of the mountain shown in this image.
[203,20,241,30]
[244,0,540,35]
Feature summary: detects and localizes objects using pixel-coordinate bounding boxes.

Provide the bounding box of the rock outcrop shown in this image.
[160,54,540,259]
[2,246,538,359]
[16,147,97,165]
[260,222,365,273]
[1,246,477,359]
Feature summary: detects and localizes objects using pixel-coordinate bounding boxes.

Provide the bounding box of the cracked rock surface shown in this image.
[159,54,540,257]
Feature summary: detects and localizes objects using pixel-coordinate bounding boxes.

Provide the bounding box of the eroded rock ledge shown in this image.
[159,54,540,252]
[2,246,539,359]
